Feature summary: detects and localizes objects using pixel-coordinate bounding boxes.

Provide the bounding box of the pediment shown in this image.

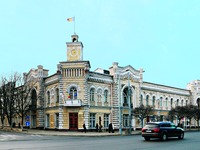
[119,65,141,81]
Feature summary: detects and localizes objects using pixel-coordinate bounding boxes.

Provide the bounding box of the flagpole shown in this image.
[74,16,76,34]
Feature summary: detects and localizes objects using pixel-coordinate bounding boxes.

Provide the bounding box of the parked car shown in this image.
[141,122,184,141]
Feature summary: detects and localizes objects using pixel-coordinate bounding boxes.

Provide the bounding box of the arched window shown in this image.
[31,89,37,108]
[123,88,128,106]
[47,91,50,104]
[56,88,59,103]
[152,96,155,107]
[123,87,132,106]
[104,90,108,102]
[97,89,102,102]
[160,97,163,107]
[51,89,54,103]
[141,95,143,105]
[186,100,188,106]
[146,95,149,106]
[171,98,173,108]
[90,88,95,101]
[69,87,77,100]
[181,100,184,106]
[165,98,168,107]
[176,99,179,106]
[197,98,200,108]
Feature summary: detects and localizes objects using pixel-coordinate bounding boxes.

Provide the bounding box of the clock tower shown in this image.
[66,34,83,61]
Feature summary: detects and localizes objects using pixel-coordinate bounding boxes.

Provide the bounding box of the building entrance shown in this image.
[69,113,78,130]
[31,115,36,128]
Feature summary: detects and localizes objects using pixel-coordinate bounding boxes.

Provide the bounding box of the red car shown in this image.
[141,122,184,141]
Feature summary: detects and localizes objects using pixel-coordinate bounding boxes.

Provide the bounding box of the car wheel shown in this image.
[161,133,167,141]
[144,137,150,141]
[178,132,184,139]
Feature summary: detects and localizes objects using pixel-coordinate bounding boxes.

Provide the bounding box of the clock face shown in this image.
[70,49,77,56]
[67,47,82,61]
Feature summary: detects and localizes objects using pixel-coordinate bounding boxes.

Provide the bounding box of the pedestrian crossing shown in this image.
[0,132,43,141]
[0,134,20,141]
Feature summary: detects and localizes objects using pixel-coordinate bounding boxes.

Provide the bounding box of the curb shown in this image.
[20,130,142,137]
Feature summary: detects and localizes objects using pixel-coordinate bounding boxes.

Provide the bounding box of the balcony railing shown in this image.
[64,99,82,106]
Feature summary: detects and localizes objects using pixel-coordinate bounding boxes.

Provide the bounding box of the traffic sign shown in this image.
[26,122,30,126]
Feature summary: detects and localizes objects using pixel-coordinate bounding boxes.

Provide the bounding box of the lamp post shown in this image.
[118,74,122,135]
[128,72,132,134]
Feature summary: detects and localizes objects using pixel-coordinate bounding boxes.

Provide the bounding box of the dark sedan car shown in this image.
[141,122,184,141]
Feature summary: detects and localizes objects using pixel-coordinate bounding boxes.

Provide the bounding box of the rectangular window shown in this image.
[104,114,109,128]
[46,114,50,127]
[90,113,96,128]
[55,113,59,128]
[123,114,129,127]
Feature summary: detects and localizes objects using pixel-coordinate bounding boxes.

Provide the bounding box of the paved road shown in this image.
[0,131,200,150]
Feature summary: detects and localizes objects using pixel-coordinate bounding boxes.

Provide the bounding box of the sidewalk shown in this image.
[22,128,200,137]
[2,127,199,137]
[22,129,141,137]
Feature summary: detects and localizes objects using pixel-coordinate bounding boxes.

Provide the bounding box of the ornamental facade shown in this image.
[11,34,200,130]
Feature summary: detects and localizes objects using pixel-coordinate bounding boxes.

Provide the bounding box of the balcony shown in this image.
[64,99,82,107]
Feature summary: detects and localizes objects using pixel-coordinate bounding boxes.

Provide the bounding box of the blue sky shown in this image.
[1,0,200,89]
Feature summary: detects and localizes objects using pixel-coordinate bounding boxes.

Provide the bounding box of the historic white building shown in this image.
[4,34,200,131]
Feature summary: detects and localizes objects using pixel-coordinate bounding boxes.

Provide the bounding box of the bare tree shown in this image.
[193,106,200,130]
[15,76,36,128]
[168,106,185,126]
[0,86,5,128]
[183,105,196,129]
[0,72,42,129]
[0,73,20,128]
[132,104,153,128]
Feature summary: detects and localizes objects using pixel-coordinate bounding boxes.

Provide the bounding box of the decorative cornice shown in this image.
[141,85,190,96]
[45,78,59,86]
[88,77,113,84]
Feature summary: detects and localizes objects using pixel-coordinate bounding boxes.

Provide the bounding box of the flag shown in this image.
[67,17,74,22]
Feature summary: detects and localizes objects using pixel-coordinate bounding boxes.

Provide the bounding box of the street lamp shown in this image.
[128,72,132,134]
[118,74,122,135]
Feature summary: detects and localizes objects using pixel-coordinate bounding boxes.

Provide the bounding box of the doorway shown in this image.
[69,113,78,130]
[31,115,36,128]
